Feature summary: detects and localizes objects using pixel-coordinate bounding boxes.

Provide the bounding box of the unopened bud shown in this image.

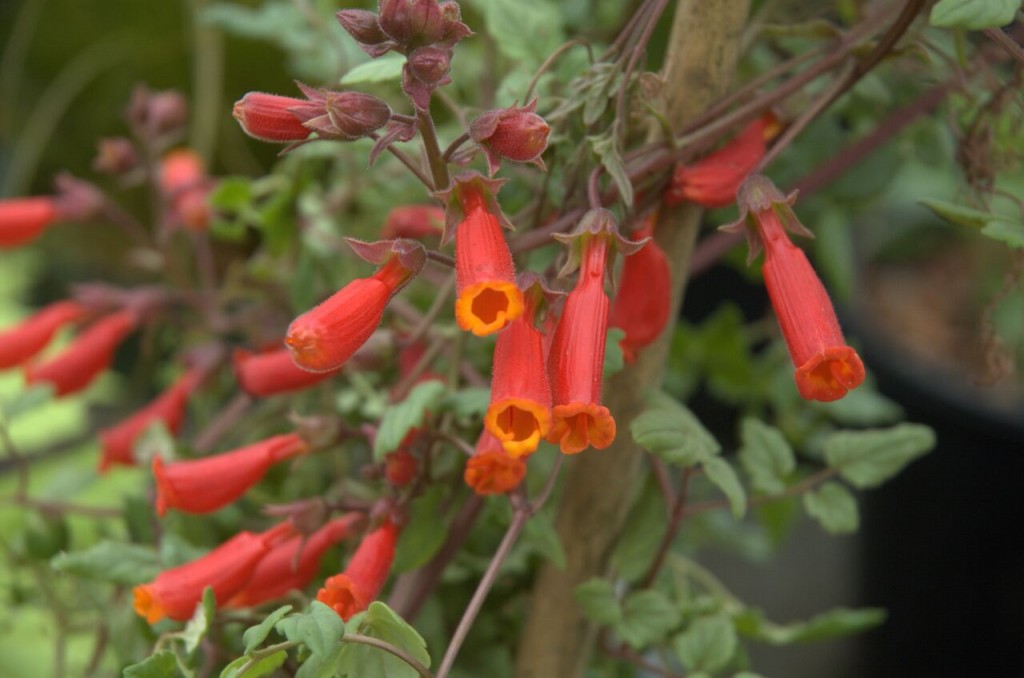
[53,173,105,221]
[437,1,473,47]
[407,45,452,85]
[378,0,445,50]
[322,91,391,139]
[233,92,312,143]
[93,137,139,175]
[336,9,394,57]
[470,100,550,175]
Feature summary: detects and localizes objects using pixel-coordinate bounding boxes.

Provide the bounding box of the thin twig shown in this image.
[984,27,1024,65]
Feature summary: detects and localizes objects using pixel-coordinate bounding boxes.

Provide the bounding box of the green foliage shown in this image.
[823,424,936,489]
[123,651,178,678]
[50,541,161,585]
[574,578,622,625]
[337,602,431,678]
[181,587,218,656]
[243,605,293,654]
[465,0,566,67]
[393,486,449,573]
[373,380,447,460]
[276,601,346,658]
[736,606,886,644]
[803,482,859,534]
[340,55,406,86]
[672,613,738,674]
[618,589,682,649]
[738,418,795,495]
[929,0,1020,30]
[220,650,288,678]
[631,393,721,467]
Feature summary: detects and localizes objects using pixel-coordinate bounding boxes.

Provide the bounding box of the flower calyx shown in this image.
[469,99,551,176]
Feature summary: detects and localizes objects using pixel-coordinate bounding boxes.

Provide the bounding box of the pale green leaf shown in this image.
[181,587,217,655]
[123,651,178,678]
[337,602,430,678]
[702,457,747,519]
[603,327,626,378]
[803,482,859,534]
[612,481,668,582]
[393,486,447,573]
[465,0,565,65]
[440,387,490,419]
[918,197,999,228]
[589,132,634,206]
[243,605,293,654]
[616,589,682,649]
[981,219,1024,249]
[930,0,1020,30]
[573,578,622,626]
[220,650,288,678]
[374,381,447,460]
[50,541,160,585]
[339,54,405,85]
[738,418,795,495]
[824,424,935,488]
[523,510,566,569]
[631,393,720,467]
[276,601,345,658]
[736,606,886,644]
[672,613,738,673]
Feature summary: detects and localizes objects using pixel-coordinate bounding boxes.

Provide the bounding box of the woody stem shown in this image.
[417,110,450,191]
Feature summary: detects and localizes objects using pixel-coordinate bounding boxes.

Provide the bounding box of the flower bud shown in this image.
[336,9,394,57]
[323,91,392,139]
[93,137,139,175]
[378,0,446,50]
[233,92,312,143]
[408,45,452,85]
[53,173,105,222]
[470,100,550,176]
[127,85,188,141]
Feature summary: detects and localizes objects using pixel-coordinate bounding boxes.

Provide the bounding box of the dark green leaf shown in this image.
[276,601,345,658]
[243,605,293,654]
[930,0,1019,29]
[573,578,622,626]
[208,177,253,212]
[918,197,998,228]
[824,424,935,489]
[671,613,737,673]
[220,650,288,678]
[603,327,626,378]
[803,482,859,534]
[123,651,178,678]
[337,602,430,678]
[612,480,668,582]
[374,381,447,460]
[616,589,682,649]
[736,606,886,644]
[631,393,721,467]
[51,541,160,585]
[738,418,795,495]
[981,219,1024,249]
[702,457,747,519]
[339,55,405,85]
[466,0,565,65]
[393,486,447,573]
[522,510,566,569]
[589,132,634,206]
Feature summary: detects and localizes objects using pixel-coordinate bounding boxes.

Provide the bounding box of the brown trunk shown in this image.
[514,2,751,676]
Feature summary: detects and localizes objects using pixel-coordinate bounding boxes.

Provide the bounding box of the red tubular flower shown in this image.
[664,113,778,209]
[442,175,523,336]
[316,520,400,620]
[0,197,59,248]
[233,347,338,398]
[463,428,527,495]
[133,524,294,624]
[160,149,211,231]
[233,92,312,143]
[226,513,363,608]
[380,204,444,241]
[286,239,425,372]
[727,175,865,402]
[98,368,204,472]
[609,214,671,363]
[153,432,309,516]
[546,210,624,454]
[484,277,552,457]
[24,310,137,397]
[0,300,86,370]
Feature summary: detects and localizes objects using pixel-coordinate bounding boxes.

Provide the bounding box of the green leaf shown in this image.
[243,605,293,653]
[603,327,626,378]
[466,0,565,66]
[612,480,668,582]
[918,197,1000,228]
[209,176,253,212]
[736,606,886,644]
[738,419,795,495]
[702,457,747,519]
[929,0,1019,29]
[181,587,217,655]
[393,486,447,573]
[522,509,567,569]
[373,380,447,460]
[440,387,490,419]
[589,132,634,206]
[616,589,682,650]
[338,602,431,678]
[0,383,54,421]
[221,650,288,678]
[823,424,935,489]
[276,601,345,658]
[803,482,859,534]
[339,54,405,85]
[813,385,904,427]
[123,651,178,678]
[51,541,160,585]
[981,219,1024,249]
[671,613,738,673]
[573,578,623,626]
[631,393,721,467]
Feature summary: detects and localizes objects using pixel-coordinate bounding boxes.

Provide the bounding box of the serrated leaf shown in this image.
[823,424,935,489]
[736,606,886,644]
[981,219,1024,249]
[339,54,405,85]
[671,613,737,673]
[466,0,565,66]
[243,605,293,654]
[393,486,447,573]
[929,0,1019,30]
[702,457,747,519]
[123,650,178,677]
[297,647,344,678]
[738,419,795,495]
[918,197,999,228]
[589,132,634,206]
[182,587,217,655]
[631,394,720,467]
[616,589,682,650]
[373,381,447,460]
[220,650,288,678]
[573,578,623,625]
[337,602,430,678]
[803,482,859,534]
[276,601,345,657]
[50,541,160,585]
